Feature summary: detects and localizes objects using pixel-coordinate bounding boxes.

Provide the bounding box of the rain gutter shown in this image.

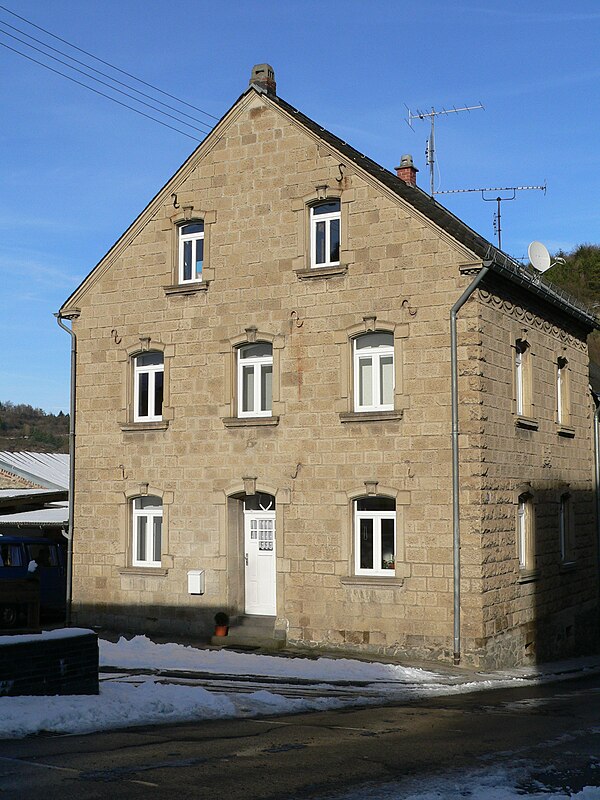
[54,310,79,627]
[451,261,491,665]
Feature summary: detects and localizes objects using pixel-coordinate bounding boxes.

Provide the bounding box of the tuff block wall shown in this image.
[65,90,598,667]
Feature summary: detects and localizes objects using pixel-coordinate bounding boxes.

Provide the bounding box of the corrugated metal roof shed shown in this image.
[0,452,69,490]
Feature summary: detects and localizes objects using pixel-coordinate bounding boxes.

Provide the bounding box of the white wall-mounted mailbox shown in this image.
[187,569,205,595]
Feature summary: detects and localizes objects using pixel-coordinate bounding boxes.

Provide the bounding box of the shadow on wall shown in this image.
[70,602,233,643]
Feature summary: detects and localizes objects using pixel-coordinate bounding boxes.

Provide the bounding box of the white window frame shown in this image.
[134,352,164,422]
[354,501,396,577]
[310,201,340,268]
[237,343,273,418]
[517,492,534,572]
[132,496,162,567]
[178,222,204,283]
[515,342,525,416]
[557,357,568,425]
[353,333,395,412]
[559,493,575,564]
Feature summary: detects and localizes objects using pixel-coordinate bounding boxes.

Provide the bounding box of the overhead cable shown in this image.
[0,40,202,142]
[0,25,211,135]
[0,18,213,132]
[0,4,220,121]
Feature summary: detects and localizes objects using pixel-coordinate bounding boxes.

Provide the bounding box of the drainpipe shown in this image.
[451,261,492,665]
[55,311,78,627]
[594,400,600,584]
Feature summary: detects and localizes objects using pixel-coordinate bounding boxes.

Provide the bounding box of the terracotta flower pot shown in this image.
[214,625,229,637]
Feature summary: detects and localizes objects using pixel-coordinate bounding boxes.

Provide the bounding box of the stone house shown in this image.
[59,65,599,668]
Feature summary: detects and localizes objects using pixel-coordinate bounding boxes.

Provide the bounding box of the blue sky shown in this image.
[2,0,600,412]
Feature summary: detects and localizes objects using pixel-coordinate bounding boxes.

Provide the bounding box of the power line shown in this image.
[0,17,213,133]
[0,4,219,122]
[0,40,202,142]
[0,25,211,135]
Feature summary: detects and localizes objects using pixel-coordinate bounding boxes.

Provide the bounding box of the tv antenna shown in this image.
[436,184,546,250]
[406,103,484,195]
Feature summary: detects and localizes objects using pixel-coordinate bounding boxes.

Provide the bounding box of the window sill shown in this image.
[515,415,539,431]
[341,575,405,588]
[294,265,348,280]
[557,425,575,438]
[339,410,403,423]
[120,421,169,432]
[517,568,541,584]
[119,567,168,577]
[222,416,280,428]
[163,282,209,296]
[559,560,577,574]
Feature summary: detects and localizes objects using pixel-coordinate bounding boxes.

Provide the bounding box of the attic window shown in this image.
[311,200,340,268]
[179,222,204,283]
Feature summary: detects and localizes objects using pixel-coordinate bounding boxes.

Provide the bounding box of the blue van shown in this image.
[0,535,66,627]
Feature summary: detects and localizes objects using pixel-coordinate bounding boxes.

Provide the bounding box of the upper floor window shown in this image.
[517,491,534,572]
[514,338,534,420]
[557,356,569,426]
[179,222,204,283]
[238,343,273,418]
[559,492,575,564]
[134,352,164,422]
[132,496,162,567]
[355,496,396,576]
[311,200,340,268]
[354,332,394,412]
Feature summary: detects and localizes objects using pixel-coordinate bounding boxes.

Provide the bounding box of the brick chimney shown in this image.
[396,154,418,186]
[249,64,276,96]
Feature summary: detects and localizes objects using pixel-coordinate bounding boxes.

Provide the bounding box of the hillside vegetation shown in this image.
[545,244,600,363]
[0,402,69,453]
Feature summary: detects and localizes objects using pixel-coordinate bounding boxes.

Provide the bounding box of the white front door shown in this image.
[244,511,276,615]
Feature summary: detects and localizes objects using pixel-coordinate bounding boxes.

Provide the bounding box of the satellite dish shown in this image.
[528,241,552,273]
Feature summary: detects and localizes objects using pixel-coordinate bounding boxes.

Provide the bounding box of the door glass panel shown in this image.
[380,355,394,406]
[315,220,326,264]
[138,372,149,417]
[261,364,272,412]
[358,357,373,407]
[381,518,395,570]
[195,238,204,278]
[183,240,192,281]
[153,517,162,563]
[330,218,340,262]
[242,365,254,413]
[154,371,164,416]
[359,518,374,569]
[137,517,147,562]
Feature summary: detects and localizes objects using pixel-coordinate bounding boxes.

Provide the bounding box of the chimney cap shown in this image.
[249,63,276,96]
[398,154,416,169]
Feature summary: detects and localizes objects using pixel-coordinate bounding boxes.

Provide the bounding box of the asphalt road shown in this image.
[1,672,600,799]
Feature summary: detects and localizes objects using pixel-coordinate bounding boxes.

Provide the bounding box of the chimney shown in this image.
[396,154,418,186]
[249,64,276,96]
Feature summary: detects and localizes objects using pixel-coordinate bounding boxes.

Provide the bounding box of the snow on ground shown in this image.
[332,765,600,799]
[0,634,591,741]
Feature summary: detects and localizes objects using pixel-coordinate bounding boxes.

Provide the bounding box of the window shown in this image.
[517,492,534,572]
[134,352,164,422]
[355,497,396,576]
[354,333,394,412]
[557,356,569,426]
[559,493,575,564]
[179,222,204,283]
[0,544,22,567]
[238,343,273,417]
[514,338,534,422]
[132,496,162,567]
[311,200,340,268]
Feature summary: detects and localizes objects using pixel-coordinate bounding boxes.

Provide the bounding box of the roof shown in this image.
[0,502,68,527]
[60,81,599,333]
[0,452,69,491]
[269,92,598,331]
